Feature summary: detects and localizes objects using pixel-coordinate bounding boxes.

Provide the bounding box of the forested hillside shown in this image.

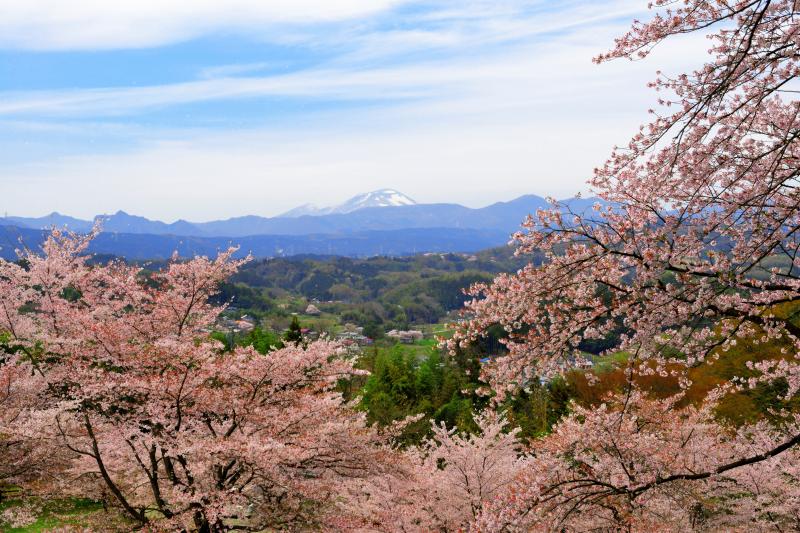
[217,246,534,331]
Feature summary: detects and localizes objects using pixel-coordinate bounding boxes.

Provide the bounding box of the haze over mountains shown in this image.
[0,190,599,259]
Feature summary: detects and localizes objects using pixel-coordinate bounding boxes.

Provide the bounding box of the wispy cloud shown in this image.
[0,0,652,118]
[0,0,705,220]
[0,67,438,117]
[0,0,413,50]
[198,62,274,79]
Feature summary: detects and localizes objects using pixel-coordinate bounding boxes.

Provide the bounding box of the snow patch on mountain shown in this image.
[279,189,417,217]
[279,203,325,218]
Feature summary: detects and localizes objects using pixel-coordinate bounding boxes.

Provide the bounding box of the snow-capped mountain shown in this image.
[279,189,417,218]
[332,189,417,214]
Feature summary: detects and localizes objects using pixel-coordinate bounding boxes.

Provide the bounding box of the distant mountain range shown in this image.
[0,190,601,259]
[3,190,600,237]
[0,225,511,261]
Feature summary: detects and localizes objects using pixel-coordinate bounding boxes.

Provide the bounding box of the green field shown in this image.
[0,497,131,532]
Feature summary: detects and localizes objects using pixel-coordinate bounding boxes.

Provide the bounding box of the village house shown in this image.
[386,329,424,344]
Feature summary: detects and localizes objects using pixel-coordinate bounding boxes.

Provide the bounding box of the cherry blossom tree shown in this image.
[354,413,524,532]
[0,229,394,531]
[451,0,800,528]
[474,390,800,531]
[0,351,62,494]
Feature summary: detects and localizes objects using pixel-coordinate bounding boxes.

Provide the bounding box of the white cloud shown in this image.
[198,62,274,79]
[0,0,648,52]
[0,18,695,124]
[0,67,438,116]
[0,0,411,50]
[0,0,659,119]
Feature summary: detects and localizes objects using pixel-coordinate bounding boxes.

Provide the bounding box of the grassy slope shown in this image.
[0,497,132,532]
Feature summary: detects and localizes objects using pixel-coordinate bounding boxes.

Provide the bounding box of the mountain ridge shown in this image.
[2,192,601,238]
[0,225,511,260]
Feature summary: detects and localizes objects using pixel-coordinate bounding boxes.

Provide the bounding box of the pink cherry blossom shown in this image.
[0,228,395,531]
[450,1,800,529]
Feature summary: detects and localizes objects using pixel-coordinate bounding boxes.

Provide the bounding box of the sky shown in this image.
[0,0,703,221]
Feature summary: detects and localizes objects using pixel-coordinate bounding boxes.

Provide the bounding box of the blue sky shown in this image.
[0,0,701,221]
